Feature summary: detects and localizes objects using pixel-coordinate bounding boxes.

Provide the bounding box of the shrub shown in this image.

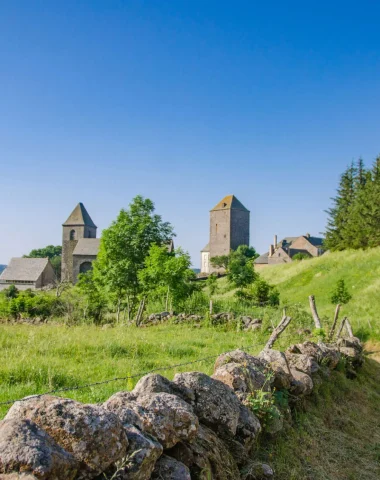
[292,252,311,261]
[330,279,352,304]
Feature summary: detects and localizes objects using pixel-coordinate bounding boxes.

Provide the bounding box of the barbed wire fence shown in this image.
[0,332,303,407]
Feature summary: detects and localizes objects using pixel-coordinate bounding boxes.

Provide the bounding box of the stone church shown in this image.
[61,203,100,284]
[201,195,250,273]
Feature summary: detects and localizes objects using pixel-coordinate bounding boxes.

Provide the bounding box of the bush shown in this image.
[330,279,352,304]
[236,279,280,307]
[292,252,311,261]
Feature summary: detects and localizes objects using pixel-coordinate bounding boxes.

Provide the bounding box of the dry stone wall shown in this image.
[0,337,363,480]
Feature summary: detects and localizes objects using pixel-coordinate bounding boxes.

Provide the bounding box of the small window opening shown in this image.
[70,229,76,241]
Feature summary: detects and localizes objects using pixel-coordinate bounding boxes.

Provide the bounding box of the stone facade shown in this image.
[255,234,324,268]
[0,258,56,291]
[61,204,98,284]
[201,195,250,274]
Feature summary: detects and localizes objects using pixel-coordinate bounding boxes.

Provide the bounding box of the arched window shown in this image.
[80,261,93,274]
[70,229,76,241]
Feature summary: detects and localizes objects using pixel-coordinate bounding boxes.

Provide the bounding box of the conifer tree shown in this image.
[325,162,357,250]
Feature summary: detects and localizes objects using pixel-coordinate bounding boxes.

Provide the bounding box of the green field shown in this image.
[259,247,380,340]
[0,322,293,418]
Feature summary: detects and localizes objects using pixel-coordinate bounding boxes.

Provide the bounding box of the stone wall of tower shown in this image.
[61,225,97,282]
[209,209,231,260]
[230,209,250,250]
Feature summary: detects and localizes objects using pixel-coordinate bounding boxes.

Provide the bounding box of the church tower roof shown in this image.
[63,203,97,228]
[210,195,249,212]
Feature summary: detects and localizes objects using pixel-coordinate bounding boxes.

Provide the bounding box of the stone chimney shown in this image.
[269,244,274,257]
[306,233,311,238]
[274,235,277,248]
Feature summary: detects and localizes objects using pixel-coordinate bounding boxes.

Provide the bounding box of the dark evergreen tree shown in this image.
[325,162,357,250]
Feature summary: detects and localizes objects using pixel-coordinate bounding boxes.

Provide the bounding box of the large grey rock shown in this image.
[318,342,341,369]
[290,369,314,396]
[241,462,274,479]
[258,349,293,390]
[212,362,270,394]
[0,418,78,480]
[151,455,191,480]
[173,372,241,437]
[132,374,195,403]
[136,392,199,449]
[5,395,128,479]
[286,341,323,361]
[214,349,264,371]
[103,392,146,430]
[285,352,319,376]
[110,425,162,480]
[166,424,240,480]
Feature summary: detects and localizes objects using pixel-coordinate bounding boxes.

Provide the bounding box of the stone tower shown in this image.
[61,203,97,283]
[201,195,250,273]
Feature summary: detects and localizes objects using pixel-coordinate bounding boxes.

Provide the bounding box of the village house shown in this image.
[254,234,325,269]
[0,257,56,291]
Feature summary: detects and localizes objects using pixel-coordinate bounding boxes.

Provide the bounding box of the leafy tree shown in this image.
[24,245,62,280]
[210,254,229,270]
[235,278,280,306]
[76,271,107,324]
[210,245,258,271]
[139,244,196,311]
[227,246,258,288]
[93,196,174,322]
[330,279,352,305]
[206,273,218,298]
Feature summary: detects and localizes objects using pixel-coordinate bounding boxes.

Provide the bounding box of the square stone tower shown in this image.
[61,203,97,283]
[202,195,250,273]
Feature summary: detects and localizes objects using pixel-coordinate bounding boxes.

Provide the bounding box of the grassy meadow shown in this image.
[0,321,299,418]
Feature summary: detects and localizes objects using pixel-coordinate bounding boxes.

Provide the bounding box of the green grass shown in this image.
[0,322,299,418]
[258,248,380,340]
[254,354,380,480]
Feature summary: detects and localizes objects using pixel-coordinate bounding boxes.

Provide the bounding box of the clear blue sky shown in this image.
[1,1,380,266]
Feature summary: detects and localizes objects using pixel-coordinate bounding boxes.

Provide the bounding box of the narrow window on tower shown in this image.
[216,224,218,234]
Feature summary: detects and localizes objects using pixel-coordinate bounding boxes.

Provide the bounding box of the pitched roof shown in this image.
[73,238,100,256]
[63,203,97,228]
[211,195,249,212]
[201,243,210,252]
[304,236,324,247]
[254,252,269,264]
[0,258,50,282]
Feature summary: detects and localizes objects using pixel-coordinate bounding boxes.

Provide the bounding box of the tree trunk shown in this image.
[265,315,292,350]
[344,318,354,338]
[116,297,121,324]
[209,299,213,315]
[309,295,322,329]
[329,304,341,340]
[165,287,170,311]
[135,299,145,326]
[336,317,347,338]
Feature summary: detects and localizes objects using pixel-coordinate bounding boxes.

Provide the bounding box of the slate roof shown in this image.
[201,243,210,252]
[73,239,100,256]
[0,258,50,282]
[211,195,249,212]
[63,203,97,228]
[304,236,324,247]
[254,252,269,264]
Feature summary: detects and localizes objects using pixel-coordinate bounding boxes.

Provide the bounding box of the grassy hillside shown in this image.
[259,248,380,340]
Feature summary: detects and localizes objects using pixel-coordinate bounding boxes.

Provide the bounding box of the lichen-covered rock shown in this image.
[173,372,241,437]
[290,369,314,396]
[287,341,323,361]
[236,403,261,449]
[258,349,293,390]
[5,396,128,479]
[109,425,162,480]
[337,337,364,366]
[166,424,240,480]
[285,352,319,376]
[214,349,265,371]
[132,374,195,403]
[212,362,270,394]
[241,462,274,479]
[0,418,78,480]
[318,343,341,369]
[151,455,191,480]
[0,475,39,480]
[103,392,146,430]
[136,392,199,449]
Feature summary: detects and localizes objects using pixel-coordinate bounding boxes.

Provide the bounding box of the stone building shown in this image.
[254,234,324,269]
[0,257,55,291]
[61,203,99,284]
[201,195,250,273]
